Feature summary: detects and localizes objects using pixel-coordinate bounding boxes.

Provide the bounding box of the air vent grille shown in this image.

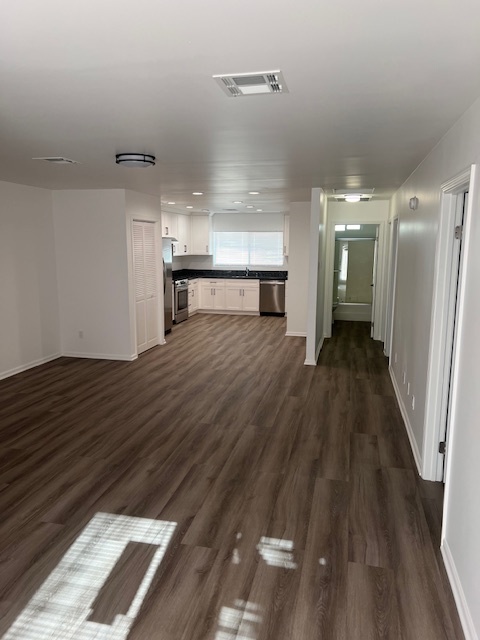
[213,70,288,97]
[32,156,79,164]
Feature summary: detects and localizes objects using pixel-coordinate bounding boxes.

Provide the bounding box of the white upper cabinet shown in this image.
[283,214,290,256]
[177,214,191,255]
[191,215,212,255]
[162,211,178,239]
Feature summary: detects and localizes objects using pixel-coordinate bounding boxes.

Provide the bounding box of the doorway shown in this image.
[423,166,476,482]
[332,224,379,326]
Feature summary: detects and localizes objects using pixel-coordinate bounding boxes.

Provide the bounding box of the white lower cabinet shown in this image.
[225,280,259,312]
[199,280,226,310]
[200,279,259,314]
[188,278,199,315]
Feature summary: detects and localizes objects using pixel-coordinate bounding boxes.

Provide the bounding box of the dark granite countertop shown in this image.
[173,269,288,281]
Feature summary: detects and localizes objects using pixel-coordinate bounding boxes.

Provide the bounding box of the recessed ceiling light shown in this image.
[186,205,193,209]
[167,201,176,205]
[192,192,203,196]
[233,201,243,204]
[115,153,155,168]
[256,209,263,212]
[249,191,260,195]
[345,195,361,203]
[246,205,254,209]
[347,224,361,230]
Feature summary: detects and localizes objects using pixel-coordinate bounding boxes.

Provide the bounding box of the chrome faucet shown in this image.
[245,267,250,276]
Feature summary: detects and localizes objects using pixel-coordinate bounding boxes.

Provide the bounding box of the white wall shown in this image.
[125,190,164,351]
[305,189,327,363]
[286,202,310,337]
[53,190,133,360]
[390,96,480,639]
[0,181,60,379]
[324,200,390,340]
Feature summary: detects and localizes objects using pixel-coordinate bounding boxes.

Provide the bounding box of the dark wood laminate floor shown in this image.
[0,316,464,639]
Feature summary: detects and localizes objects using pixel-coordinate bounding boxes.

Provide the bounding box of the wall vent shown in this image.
[213,70,288,97]
[32,156,79,164]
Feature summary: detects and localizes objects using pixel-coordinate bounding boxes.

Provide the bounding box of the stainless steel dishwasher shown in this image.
[259,280,285,316]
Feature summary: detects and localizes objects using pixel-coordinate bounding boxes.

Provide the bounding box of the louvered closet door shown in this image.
[133,221,159,354]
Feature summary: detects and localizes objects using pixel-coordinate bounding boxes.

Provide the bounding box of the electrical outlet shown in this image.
[78,330,84,339]
[412,395,415,410]
[407,382,410,395]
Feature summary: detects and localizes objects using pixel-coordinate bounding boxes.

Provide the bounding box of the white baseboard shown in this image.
[0,353,61,381]
[197,310,259,316]
[285,331,306,337]
[389,365,422,475]
[62,352,137,362]
[441,540,478,640]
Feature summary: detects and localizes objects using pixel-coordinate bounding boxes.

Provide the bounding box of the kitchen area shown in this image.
[161,210,289,334]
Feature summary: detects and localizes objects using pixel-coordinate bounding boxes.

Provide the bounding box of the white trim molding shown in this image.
[422,165,474,480]
[441,540,479,640]
[62,352,138,361]
[389,366,422,475]
[285,331,307,337]
[0,353,61,381]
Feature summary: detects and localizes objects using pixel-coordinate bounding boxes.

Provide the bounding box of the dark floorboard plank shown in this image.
[348,468,393,569]
[350,433,380,469]
[293,478,349,640]
[346,561,401,640]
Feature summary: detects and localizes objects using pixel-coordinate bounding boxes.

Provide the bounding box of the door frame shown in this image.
[323,209,388,341]
[422,166,476,481]
[384,217,399,360]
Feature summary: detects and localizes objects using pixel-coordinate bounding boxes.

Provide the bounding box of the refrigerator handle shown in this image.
[163,258,166,294]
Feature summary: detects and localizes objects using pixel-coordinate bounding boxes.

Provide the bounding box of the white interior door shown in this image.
[133,221,158,355]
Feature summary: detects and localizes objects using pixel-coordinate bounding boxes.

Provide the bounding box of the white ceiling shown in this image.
[2,0,480,215]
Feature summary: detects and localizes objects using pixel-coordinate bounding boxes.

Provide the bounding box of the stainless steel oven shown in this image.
[174,279,189,323]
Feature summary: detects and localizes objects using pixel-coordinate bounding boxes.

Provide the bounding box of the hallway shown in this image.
[0,317,463,639]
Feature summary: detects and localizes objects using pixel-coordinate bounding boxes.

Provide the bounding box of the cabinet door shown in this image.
[213,286,226,309]
[225,285,243,310]
[283,214,290,256]
[162,212,178,239]
[190,281,199,312]
[177,214,191,255]
[242,287,259,312]
[191,216,212,255]
[200,284,215,310]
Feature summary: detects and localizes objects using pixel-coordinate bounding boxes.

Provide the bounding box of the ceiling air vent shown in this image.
[32,157,79,164]
[213,70,288,97]
[333,188,375,202]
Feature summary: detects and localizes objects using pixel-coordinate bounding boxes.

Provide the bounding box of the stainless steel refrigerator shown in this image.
[162,238,173,334]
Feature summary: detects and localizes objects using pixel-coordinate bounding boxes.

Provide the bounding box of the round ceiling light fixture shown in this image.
[115,153,155,168]
[345,194,361,203]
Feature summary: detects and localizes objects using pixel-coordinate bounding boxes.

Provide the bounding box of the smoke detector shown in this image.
[32,157,79,164]
[333,188,374,202]
[213,70,288,97]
